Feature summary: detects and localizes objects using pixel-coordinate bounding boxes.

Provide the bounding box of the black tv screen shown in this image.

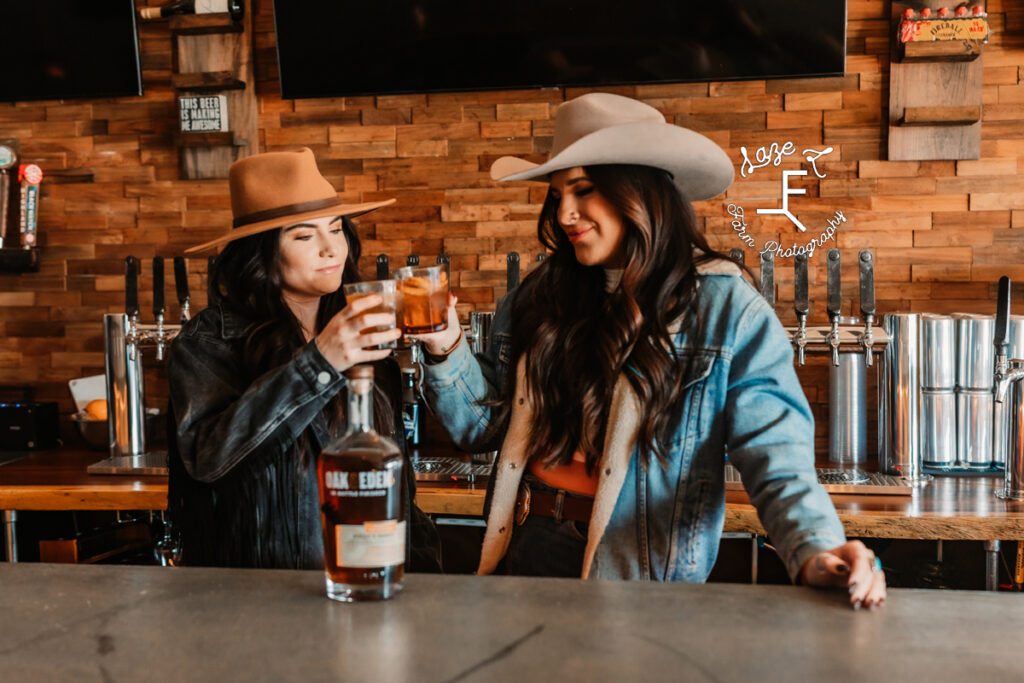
[0,0,143,102]
[274,1,846,99]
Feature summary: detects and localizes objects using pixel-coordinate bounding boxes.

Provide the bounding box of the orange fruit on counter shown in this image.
[85,398,108,421]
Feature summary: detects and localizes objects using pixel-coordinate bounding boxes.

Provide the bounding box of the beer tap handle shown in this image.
[153,257,166,359]
[826,248,842,366]
[729,248,745,267]
[827,249,842,323]
[507,251,520,292]
[207,255,218,305]
[437,253,451,288]
[759,251,775,308]
[125,256,139,320]
[406,254,419,267]
[995,276,1011,367]
[794,254,809,366]
[858,250,875,322]
[376,254,389,280]
[174,256,190,322]
[152,257,165,320]
[859,250,876,367]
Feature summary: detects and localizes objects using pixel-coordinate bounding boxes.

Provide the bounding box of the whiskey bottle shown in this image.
[317,365,405,601]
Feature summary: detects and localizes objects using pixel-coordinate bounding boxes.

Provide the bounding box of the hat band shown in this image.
[232,196,344,229]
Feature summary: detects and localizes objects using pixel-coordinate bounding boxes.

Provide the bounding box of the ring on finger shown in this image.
[871,556,883,573]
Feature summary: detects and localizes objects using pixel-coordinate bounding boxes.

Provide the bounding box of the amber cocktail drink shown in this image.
[395,265,448,334]
[342,280,400,349]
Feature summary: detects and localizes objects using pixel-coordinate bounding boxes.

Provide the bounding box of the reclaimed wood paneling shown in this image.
[1,0,1022,457]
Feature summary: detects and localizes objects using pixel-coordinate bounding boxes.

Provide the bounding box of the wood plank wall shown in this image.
[1,0,1022,456]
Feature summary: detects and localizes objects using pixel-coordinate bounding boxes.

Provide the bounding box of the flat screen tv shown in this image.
[0,0,143,103]
[274,1,846,99]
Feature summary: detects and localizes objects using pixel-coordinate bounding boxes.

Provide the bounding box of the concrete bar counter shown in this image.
[1,563,1022,681]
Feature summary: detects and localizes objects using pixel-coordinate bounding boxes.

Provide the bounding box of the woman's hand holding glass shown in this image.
[407,292,461,356]
[316,294,402,373]
[800,539,887,610]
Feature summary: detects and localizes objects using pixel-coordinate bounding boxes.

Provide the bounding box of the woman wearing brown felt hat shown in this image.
[167,148,441,571]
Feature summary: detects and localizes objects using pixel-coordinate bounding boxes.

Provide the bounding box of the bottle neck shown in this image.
[346,378,374,434]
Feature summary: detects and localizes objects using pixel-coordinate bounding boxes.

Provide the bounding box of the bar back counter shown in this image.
[1,563,1021,681]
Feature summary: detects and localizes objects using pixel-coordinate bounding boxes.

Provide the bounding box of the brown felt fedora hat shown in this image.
[490,93,734,201]
[185,148,395,253]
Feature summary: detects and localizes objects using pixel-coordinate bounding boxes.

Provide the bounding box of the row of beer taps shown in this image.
[122,256,192,362]
[733,247,883,368]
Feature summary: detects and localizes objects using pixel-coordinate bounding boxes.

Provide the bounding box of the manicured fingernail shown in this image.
[836,563,850,574]
[853,600,862,611]
[848,583,858,595]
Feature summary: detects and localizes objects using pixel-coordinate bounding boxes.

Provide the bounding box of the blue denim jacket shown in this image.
[422,268,846,582]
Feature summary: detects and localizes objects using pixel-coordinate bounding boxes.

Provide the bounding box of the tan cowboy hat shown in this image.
[490,93,734,201]
[185,147,395,253]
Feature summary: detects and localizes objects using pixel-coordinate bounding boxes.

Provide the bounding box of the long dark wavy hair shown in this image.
[208,216,394,464]
[493,164,733,472]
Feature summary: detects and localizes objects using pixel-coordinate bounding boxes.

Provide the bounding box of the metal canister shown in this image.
[921,390,956,467]
[993,315,1024,467]
[957,390,994,468]
[954,313,995,390]
[829,349,867,466]
[920,314,955,390]
[879,313,928,482]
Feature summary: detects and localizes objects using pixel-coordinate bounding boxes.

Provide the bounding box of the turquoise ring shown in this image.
[872,556,883,573]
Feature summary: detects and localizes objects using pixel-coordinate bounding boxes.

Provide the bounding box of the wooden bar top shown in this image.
[2,448,1023,540]
[0,449,167,511]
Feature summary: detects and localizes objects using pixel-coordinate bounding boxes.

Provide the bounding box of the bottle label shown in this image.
[401,404,420,444]
[334,521,406,568]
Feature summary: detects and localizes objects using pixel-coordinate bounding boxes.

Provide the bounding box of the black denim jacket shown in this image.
[167,304,441,571]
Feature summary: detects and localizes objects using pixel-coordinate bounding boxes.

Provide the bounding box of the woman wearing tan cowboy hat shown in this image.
[166,148,440,571]
[413,93,885,608]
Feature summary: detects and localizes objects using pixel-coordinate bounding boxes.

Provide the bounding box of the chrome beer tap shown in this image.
[760,251,775,308]
[826,248,842,367]
[858,249,876,367]
[994,277,1024,402]
[993,276,1024,501]
[794,254,809,366]
[376,253,389,280]
[125,256,141,361]
[173,256,191,324]
[153,257,167,361]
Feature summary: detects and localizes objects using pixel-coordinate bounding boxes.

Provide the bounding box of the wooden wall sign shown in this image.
[168,0,257,179]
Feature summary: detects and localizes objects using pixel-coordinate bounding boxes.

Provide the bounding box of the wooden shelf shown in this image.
[887,3,983,161]
[168,12,242,35]
[899,105,981,126]
[901,39,984,62]
[174,132,244,148]
[171,71,246,92]
[0,248,40,273]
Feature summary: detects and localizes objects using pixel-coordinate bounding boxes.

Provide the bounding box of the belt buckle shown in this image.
[514,481,531,526]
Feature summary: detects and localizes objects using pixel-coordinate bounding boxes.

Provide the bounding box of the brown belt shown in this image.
[515,482,593,525]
